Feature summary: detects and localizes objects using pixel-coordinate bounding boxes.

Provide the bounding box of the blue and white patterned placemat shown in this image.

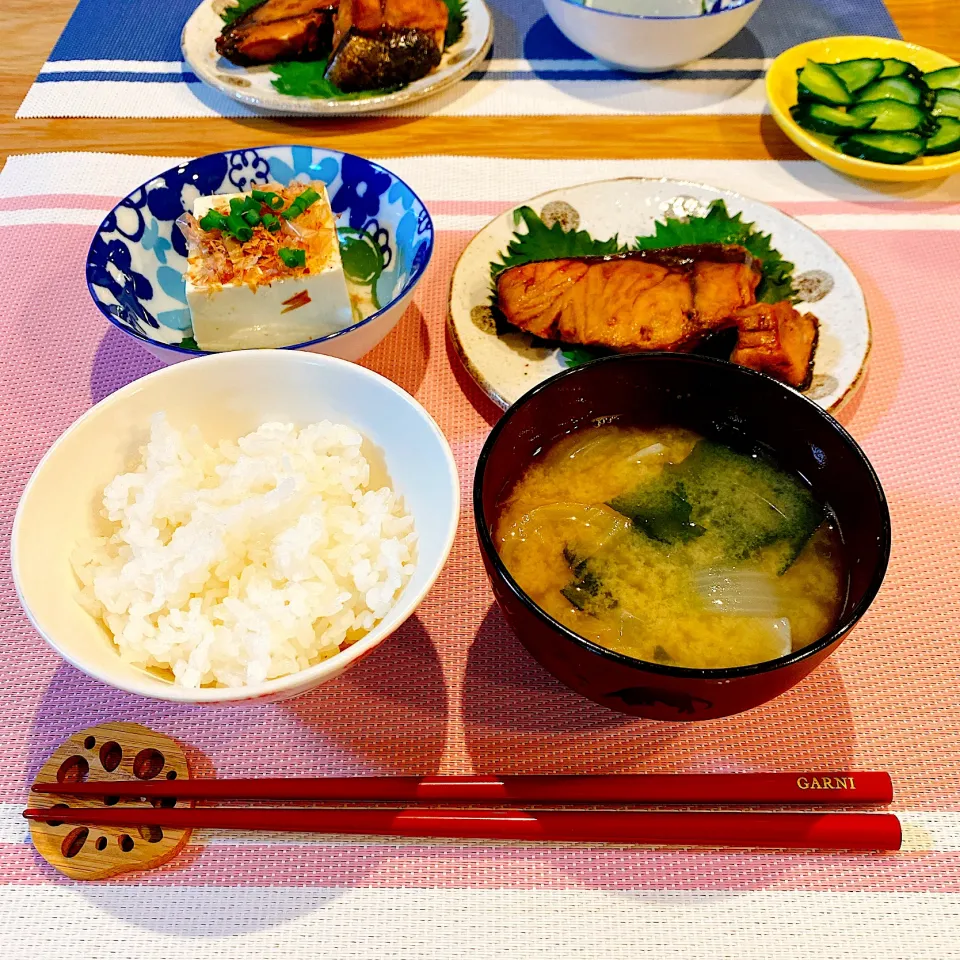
[17,0,898,117]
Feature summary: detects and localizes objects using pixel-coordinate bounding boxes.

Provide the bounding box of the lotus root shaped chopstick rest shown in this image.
[28,722,192,880]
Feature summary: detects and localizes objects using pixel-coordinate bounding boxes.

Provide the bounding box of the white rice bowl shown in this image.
[71,413,417,689]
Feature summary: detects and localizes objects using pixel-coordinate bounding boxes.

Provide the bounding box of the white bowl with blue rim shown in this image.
[86,145,434,364]
[542,0,765,72]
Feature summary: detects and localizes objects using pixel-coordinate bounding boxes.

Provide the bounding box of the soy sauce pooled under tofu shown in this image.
[494,425,846,670]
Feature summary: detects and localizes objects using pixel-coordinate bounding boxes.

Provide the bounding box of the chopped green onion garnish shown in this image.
[229,197,246,217]
[262,213,280,231]
[198,209,227,232]
[278,247,306,269]
[281,186,321,221]
[242,210,261,227]
[227,214,253,243]
[296,187,320,211]
[252,189,285,211]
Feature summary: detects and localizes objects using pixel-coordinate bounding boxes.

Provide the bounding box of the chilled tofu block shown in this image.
[182,182,354,352]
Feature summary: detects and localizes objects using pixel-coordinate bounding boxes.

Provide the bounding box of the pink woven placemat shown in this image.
[1,153,959,957]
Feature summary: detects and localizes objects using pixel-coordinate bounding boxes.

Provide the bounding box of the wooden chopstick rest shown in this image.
[27,722,193,880]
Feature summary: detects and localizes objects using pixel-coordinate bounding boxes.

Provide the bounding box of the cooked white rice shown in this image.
[72,413,417,689]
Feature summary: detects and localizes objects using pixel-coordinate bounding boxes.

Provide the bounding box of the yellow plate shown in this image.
[767,36,960,183]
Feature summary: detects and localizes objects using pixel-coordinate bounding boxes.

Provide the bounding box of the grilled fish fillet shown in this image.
[216,0,338,66]
[731,301,820,390]
[325,0,448,92]
[495,244,761,353]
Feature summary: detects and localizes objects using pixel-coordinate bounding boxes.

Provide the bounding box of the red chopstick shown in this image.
[21,806,902,850]
[32,772,893,805]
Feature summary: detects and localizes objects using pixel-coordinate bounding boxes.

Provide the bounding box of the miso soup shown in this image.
[494,425,846,670]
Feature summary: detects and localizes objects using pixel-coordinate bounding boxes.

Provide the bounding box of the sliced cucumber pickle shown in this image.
[791,103,873,136]
[829,58,883,93]
[840,131,926,164]
[848,100,929,133]
[797,61,852,106]
[924,66,960,92]
[880,58,922,81]
[925,117,960,156]
[856,76,927,106]
[932,89,960,119]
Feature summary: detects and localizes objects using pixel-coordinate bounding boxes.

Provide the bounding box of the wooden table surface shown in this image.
[1,0,956,169]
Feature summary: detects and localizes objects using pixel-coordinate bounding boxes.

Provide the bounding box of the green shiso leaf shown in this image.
[490,206,622,283]
[443,0,467,48]
[633,200,798,304]
[560,346,608,368]
[220,0,262,25]
[269,60,400,100]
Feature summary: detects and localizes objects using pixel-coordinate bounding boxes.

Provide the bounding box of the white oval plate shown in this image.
[182,0,493,115]
[448,178,871,413]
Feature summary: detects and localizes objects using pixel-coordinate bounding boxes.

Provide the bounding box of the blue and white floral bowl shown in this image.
[86,145,434,364]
